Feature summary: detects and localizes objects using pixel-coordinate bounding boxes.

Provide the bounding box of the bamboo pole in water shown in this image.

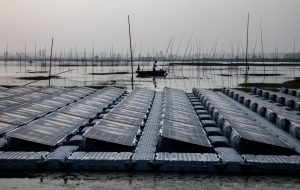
[294,35,296,63]
[5,43,8,66]
[128,15,134,90]
[48,38,54,86]
[245,13,250,83]
[24,42,27,72]
[260,18,265,75]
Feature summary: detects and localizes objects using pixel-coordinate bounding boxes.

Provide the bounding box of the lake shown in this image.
[0,61,299,90]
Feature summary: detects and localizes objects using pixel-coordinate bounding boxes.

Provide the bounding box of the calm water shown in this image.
[0,61,299,90]
[0,172,299,190]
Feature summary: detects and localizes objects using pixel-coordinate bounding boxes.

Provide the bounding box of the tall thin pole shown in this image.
[128,15,134,90]
[49,37,54,86]
[5,43,8,64]
[245,13,250,78]
[294,35,296,62]
[260,18,265,74]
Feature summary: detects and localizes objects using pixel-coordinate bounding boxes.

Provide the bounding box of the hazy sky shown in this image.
[0,0,299,55]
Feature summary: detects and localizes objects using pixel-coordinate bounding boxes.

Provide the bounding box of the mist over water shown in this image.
[0,0,299,55]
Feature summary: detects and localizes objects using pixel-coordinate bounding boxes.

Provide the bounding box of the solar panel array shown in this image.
[220,88,300,153]
[6,87,123,147]
[194,89,296,154]
[83,88,154,147]
[223,88,300,140]
[1,86,300,173]
[160,88,212,149]
[251,88,300,111]
[225,88,300,124]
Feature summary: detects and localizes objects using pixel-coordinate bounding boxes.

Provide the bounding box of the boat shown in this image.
[136,69,168,78]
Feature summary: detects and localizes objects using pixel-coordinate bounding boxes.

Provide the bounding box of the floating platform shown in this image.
[0,86,300,174]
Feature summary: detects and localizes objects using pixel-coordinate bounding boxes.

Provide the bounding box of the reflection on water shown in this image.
[0,172,299,190]
[0,61,299,90]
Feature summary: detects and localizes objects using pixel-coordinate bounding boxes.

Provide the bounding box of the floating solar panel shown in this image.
[159,119,212,153]
[0,92,13,99]
[77,98,110,108]
[58,103,101,119]
[0,121,16,135]
[0,99,21,110]
[38,87,66,95]
[197,89,296,155]
[83,119,140,147]
[6,87,33,95]
[162,112,201,126]
[0,109,36,125]
[7,118,81,147]
[115,103,150,113]
[24,102,57,114]
[45,112,89,127]
[104,113,145,126]
[110,107,147,120]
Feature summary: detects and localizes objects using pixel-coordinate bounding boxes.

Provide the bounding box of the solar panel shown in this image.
[120,99,151,108]
[198,89,295,154]
[7,118,79,146]
[78,99,111,108]
[45,112,88,127]
[0,121,16,135]
[0,110,35,125]
[163,115,201,127]
[104,113,145,126]
[110,107,147,119]
[83,119,139,146]
[0,91,14,99]
[38,87,66,95]
[0,99,20,110]
[58,103,101,119]
[115,103,150,113]
[161,119,211,147]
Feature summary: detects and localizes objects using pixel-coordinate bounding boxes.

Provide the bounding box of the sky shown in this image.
[0,0,299,56]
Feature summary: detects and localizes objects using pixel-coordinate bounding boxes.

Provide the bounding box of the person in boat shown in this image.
[137,64,140,72]
[153,60,157,72]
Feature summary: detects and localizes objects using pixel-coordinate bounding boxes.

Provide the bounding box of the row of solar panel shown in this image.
[281,87,300,98]
[225,88,300,124]
[193,88,296,155]
[159,88,212,152]
[83,88,155,148]
[217,90,300,154]
[251,87,300,111]
[0,86,87,111]
[223,88,300,140]
[0,87,96,135]
[4,87,124,148]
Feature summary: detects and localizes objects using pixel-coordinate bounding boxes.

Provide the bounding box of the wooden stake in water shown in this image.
[128,15,134,90]
[245,13,250,83]
[260,18,265,74]
[49,38,54,86]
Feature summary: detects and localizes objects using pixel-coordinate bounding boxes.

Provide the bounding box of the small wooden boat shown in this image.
[136,69,168,78]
